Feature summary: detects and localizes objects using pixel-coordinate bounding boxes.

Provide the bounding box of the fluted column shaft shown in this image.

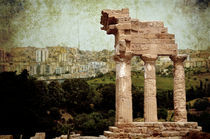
[170,55,187,122]
[114,55,133,125]
[141,54,158,122]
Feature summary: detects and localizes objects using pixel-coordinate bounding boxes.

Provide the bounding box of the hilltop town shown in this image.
[0,46,209,80]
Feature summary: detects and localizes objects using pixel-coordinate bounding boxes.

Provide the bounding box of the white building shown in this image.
[36,48,48,62]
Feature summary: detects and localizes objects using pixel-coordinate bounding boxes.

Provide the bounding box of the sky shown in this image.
[0,0,209,51]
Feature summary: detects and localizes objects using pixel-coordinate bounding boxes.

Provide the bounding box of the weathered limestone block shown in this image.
[170,55,187,122]
[131,38,174,44]
[130,43,177,56]
[101,8,177,56]
[116,23,131,30]
[138,27,168,34]
[131,19,139,31]
[104,122,202,138]
[162,131,180,137]
[100,9,130,33]
[104,131,119,138]
[109,126,119,133]
[0,135,13,139]
[141,54,158,122]
[114,54,133,125]
[30,132,45,139]
[68,133,80,139]
[137,33,175,39]
[139,21,164,28]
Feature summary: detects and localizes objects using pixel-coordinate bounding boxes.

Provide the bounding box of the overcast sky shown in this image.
[0,0,209,51]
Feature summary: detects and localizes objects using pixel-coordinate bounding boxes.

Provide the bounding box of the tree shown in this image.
[18,69,29,81]
[132,86,144,118]
[62,79,94,114]
[157,90,173,110]
[74,112,113,136]
[47,80,66,108]
[194,98,209,111]
[96,84,115,111]
[158,108,168,120]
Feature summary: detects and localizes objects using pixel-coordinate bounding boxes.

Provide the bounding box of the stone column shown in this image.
[114,54,133,125]
[170,55,187,122]
[141,54,158,122]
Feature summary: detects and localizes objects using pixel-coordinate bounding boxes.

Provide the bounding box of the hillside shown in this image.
[87,71,210,91]
[0,70,209,138]
[88,71,210,132]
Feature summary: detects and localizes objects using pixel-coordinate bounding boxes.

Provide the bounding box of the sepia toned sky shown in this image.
[0,0,209,51]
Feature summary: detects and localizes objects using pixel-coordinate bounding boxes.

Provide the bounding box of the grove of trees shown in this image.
[0,70,209,138]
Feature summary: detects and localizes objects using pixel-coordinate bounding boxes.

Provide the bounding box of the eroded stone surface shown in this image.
[100,8,177,56]
[30,132,45,139]
[141,54,158,122]
[114,55,133,124]
[170,55,187,122]
[100,8,202,138]
[104,122,202,139]
[0,135,13,139]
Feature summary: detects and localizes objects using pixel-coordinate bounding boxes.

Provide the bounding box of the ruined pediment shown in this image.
[100,9,201,138]
[101,8,177,56]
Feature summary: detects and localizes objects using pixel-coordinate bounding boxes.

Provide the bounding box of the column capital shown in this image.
[113,52,133,63]
[170,54,187,63]
[140,54,158,62]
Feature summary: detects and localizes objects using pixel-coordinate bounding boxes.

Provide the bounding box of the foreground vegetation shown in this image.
[0,70,209,139]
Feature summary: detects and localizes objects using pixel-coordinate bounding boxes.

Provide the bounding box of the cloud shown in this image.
[0,0,209,50]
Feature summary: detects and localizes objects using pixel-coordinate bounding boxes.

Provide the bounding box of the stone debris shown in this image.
[55,133,107,139]
[30,132,46,139]
[0,135,13,139]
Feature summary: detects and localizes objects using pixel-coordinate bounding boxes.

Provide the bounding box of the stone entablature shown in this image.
[100,8,202,138]
[101,9,177,56]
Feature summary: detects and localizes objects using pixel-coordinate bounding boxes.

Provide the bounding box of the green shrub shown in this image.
[158,108,168,120]
[194,98,209,111]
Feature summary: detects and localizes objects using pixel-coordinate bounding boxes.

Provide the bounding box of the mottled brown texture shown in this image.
[186,131,210,139]
[104,122,202,138]
[170,55,188,122]
[0,135,13,139]
[114,54,133,125]
[30,133,45,139]
[141,54,158,122]
[100,9,177,56]
[100,8,202,138]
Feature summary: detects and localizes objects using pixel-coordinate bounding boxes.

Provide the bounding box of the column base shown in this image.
[104,122,202,138]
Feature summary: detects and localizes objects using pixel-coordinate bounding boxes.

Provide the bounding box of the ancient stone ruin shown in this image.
[100,8,202,138]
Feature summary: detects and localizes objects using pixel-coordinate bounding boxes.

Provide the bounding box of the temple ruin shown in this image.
[100,8,202,138]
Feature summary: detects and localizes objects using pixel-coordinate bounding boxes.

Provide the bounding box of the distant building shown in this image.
[36,48,48,62]
[0,46,209,80]
[0,48,5,62]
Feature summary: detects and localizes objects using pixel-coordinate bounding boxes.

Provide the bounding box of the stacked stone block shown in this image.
[104,122,202,138]
[101,8,177,56]
[0,135,13,139]
[30,132,45,139]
